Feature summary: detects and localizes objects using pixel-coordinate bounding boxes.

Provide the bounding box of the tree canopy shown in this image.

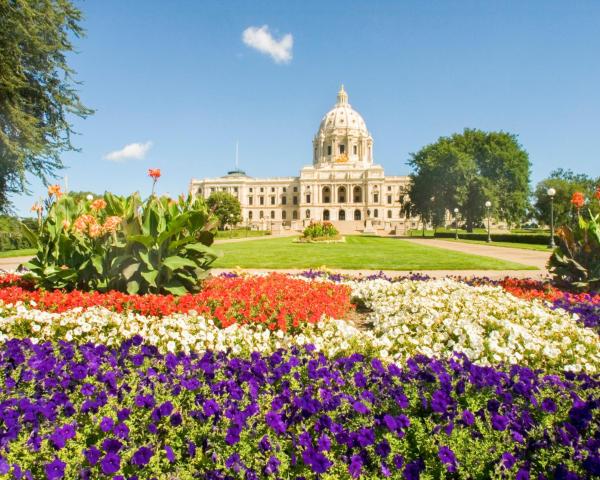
[407,129,531,231]
[206,192,242,229]
[533,169,599,227]
[0,0,92,212]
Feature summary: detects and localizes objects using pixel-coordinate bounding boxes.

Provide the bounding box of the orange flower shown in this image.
[595,186,600,201]
[91,199,107,210]
[30,203,43,213]
[102,216,122,233]
[570,191,585,208]
[61,220,70,230]
[72,214,96,234]
[47,185,62,198]
[148,168,161,180]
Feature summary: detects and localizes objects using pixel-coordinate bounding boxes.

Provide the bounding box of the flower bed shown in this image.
[0,339,598,479]
[0,274,353,330]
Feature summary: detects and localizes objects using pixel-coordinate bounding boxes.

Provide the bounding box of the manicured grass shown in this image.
[215,229,269,240]
[212,235,536,270]
[443,238,553,252]
[0,248,36,258]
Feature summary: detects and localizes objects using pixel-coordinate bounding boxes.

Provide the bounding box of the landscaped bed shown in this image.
[0,272,599,478]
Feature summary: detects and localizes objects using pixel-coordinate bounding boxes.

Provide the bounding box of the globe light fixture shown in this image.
[485,201,492,243]
[453,208,459,240]
[547,187,556,248]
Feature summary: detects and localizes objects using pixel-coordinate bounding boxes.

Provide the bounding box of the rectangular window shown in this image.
[387,186,392,191]
[327,146,332,155]
[374,194,379,203]
[234,187,238,193]
[387,195,392,204]
[282,196,287,205]
[283,187,287,192]
[260,187,264,192]
[293,196,298,205]
[282,211,287,220]
[293,186,298,192]
[210,187,215,193]
[271,187,275,192]
[248,197,253,205]
[259,197,264,205]
[270,211,275,219]
[249,187,253,193]
[306,194,311,203]
[270,197,275,205]
[339,144,345,154]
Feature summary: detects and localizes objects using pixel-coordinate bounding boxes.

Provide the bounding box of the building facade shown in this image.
[190,86,420,234]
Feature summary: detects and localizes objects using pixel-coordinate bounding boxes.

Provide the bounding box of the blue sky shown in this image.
[11,0,600,215]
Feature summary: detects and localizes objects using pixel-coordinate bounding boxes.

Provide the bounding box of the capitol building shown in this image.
[190,86,420,234]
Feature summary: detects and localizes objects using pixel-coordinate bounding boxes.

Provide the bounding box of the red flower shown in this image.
[570,191,585,208]
[148,168,161,180]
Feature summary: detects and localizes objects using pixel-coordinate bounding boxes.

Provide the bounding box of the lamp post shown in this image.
[485,201,492,243]
[547,187,556,248]
[453,208,459,240]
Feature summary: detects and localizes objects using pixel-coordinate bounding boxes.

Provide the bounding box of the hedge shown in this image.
[434,231,557,245]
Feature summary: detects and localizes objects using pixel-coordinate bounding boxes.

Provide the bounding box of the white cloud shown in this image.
[242,25,293,64]
[104,141,153,161]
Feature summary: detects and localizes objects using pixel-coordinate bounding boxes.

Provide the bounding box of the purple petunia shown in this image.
[44,457,66,480]
[491,413,509,431]
[438,446,457,472]
[131,446,153,467]
[100,452,120,475]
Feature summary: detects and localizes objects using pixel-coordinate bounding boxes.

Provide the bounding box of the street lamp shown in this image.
[485,201,492,243]
[453,208,459,240]
[547,187,556,248]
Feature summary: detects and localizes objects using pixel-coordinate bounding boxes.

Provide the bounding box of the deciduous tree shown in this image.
[207,192,242,230]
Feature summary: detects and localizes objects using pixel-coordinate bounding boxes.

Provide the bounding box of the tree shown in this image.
[0,0,93,212]
[533,169,599,227]
[407,129,531,231]
[206,192,242,229]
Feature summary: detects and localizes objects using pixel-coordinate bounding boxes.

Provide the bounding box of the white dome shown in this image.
[313,86,373,166]
[316,85,369,138]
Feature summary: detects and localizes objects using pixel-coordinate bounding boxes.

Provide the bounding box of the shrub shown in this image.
[302,221,339,240]
[434,231,555,245]
[21,191,220,294]
[549,212,600,292]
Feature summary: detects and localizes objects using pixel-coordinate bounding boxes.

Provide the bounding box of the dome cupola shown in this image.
[313,85,373,167]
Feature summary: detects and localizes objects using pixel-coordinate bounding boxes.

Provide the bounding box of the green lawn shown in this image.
[442,238,552,252]
[0,248,36,258]
[215,229,269,240]
[212,236,535,270]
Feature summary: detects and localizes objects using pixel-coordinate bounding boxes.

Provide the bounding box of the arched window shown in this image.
[374,209,379,218]
[305,209,311,219]
[338,186,346,203]
[293,211,298,220]
[323,209,330,221]
[353,186,362,203]
[322,186,331,203]
[248,211,253,220]
[354,209,361,220]
[282,211,287,220]
[339,210,346,220]
[387,210,392,219]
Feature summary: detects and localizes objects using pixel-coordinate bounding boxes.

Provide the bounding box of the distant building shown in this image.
[190,86,419,234]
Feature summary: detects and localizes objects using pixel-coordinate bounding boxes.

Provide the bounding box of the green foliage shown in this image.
[0,0,93,211]
[0,216,37,251]
[22,193,221,294]
[434,231,556,245]
[302,221,340,240]
[549,211,600,292]
[206,191,242,230]
[407,129,531,231]
[533,169,600,227]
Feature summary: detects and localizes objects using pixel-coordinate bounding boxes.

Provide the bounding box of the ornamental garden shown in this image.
[0,173,599,479]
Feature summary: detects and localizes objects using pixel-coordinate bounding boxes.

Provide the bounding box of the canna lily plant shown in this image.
[21,187,220,295]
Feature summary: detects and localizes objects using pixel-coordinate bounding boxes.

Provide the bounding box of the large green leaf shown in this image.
[162,255,198,271]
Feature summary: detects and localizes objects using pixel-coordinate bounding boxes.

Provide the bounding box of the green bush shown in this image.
[21,192,221,294]
[434,231,556,245]
[0,216,37,251]
[549,212,600,292]
[302,221,339,240]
